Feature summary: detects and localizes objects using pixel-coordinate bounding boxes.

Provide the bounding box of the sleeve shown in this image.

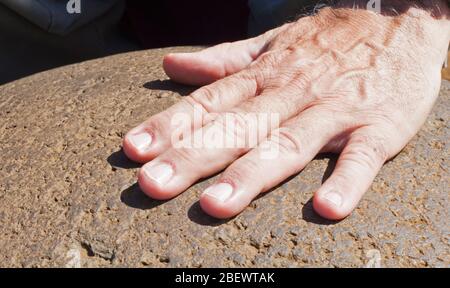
[0,0,122,35]
[248,0,320,36]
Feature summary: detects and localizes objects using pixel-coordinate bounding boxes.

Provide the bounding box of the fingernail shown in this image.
[128,132,152,152]
[203,183,234,202]
[323,191,343,207]
[142,163,173,185]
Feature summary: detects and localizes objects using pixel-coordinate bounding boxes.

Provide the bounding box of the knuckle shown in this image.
[230,72,260,97]
[274,127,303,156]
[288,70,313,92]
[266,69,300,90]
[223,157,260,184]
[345,134,388,169]
[253,50,284,69]
[267,29,300,51]
[221,112,250,142]
[189,87,218,113]
[242,68,266,93]
[170,147,203,167]
[209,111,257,154]
[312,90,352,105]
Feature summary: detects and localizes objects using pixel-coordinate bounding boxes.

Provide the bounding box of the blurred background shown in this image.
[0,0,448,85]
[0,0,249,85]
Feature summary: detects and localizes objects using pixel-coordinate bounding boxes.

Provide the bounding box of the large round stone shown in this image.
[0,48,448,267]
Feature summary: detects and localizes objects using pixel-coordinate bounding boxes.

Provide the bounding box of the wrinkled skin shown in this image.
[123,2,450,220]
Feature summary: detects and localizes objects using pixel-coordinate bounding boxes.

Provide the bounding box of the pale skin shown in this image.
[123,0,450,220]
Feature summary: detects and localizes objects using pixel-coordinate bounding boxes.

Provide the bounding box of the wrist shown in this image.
[314,1,449,67]
[330,0,450,41]
[334,0,449,21]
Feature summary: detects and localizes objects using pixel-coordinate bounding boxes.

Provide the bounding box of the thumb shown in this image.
[163,29,277,86]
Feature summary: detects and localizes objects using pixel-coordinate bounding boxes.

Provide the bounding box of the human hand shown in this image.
[123,2,449,220]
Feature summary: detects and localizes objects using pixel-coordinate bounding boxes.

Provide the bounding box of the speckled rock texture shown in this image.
[0,47,448,268]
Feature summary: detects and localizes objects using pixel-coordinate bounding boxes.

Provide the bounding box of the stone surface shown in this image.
[0,47,449,268]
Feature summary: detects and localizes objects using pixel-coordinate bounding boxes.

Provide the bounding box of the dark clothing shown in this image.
[0,0,314,84]
[123,0,249,48]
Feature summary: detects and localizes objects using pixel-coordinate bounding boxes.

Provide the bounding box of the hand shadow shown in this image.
[187,201,234,227]
[188,153,343,226]
[143,79,197,96]
[301,153,340,225]
[107,149,140,169]
[114,148,343,224]
[120,183,167,210]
